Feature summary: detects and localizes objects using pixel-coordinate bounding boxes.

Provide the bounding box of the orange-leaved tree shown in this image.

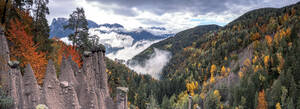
[256,90,267,109]
[61,44,82,68]
[265,35,273,47]
[7,19,47,85]
[52,38,82,68]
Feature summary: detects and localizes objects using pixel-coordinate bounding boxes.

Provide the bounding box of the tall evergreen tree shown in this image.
[1,0,33,26]
[161,95,171,109]
[64,7,90,50]
[1,0,9,24]
[32,0,51,53]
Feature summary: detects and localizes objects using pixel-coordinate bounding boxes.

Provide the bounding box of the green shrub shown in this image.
[0,86,13,109]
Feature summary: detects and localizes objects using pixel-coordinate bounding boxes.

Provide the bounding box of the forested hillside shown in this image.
[111,2,300,108]
[106,58,160,108]
[1,0,300,109]
[125,2,300,109]
[131,25,220,65]
[153,2,300,109]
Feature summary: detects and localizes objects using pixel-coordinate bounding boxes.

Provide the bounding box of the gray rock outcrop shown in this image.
[41,60,66,109]
[59,56,79,90]
[41,60,81,109]
[0,27,10,93]
[9,67,25,109]
[116,87,128,109]
[80,47,114,109]
[0,27,127,109]
[0,27,25,109]
[76,66,103,109]
[23,64,41,109]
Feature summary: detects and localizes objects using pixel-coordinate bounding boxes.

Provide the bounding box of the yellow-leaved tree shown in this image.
[276,103,281,109]
[186,81,198,96]
[264,55,270,67]
[221,66,226,76]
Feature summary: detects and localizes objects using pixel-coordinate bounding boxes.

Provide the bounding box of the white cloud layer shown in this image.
[90,30,134,48]
[88,26,166,61]
[60,28,169,79]
[60,25,170,79]
[129,48,172,79]
[60,37,72,45]
[106,40,162,61]
[47,0,298,33]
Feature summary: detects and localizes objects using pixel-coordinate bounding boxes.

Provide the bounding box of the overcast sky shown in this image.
[47,0,299,32]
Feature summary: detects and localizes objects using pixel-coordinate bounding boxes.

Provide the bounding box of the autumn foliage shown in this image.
[251,32,261,41]
[7,19,47,85]
[52,38,82,68]
[263,55,270,67]
[210,64,216,74]
[186,81,198,96]
[256,90,267,109]
[265,35,272,46]
[61,45,82,68]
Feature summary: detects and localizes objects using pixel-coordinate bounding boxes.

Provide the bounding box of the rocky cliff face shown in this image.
[0,27,128,109]
[0,26,10,94]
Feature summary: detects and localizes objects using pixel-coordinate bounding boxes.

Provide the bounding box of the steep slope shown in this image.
[162,1,299,79]
[131,25,221,65]
[105,57,159,108]
[119,2,300,109]
[151,2,300,109]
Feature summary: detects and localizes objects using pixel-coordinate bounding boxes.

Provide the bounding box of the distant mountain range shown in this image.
[49,18,173,41]
[50,17,174,60]
[49,18,122,38]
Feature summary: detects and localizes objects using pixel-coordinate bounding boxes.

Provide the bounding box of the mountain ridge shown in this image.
[123,2,300,108]
[130,24,221,65]
[49,17,173,41]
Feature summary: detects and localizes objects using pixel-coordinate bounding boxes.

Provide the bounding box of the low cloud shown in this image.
[106,40,162,61]
[129,48,172,79]
[88,26,168,61]
[60,37,72,45]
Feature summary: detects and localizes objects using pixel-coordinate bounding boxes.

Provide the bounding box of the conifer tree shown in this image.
[32,0,51,53]
[64,7,90,51]
[1,0,9,24]
[1,0,33,25]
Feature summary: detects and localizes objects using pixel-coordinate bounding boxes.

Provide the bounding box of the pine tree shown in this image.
[161,96,171,109]
[1,0,33,26]
[64,7,90,51]
[32,0,51,53]
[1,0,9,24]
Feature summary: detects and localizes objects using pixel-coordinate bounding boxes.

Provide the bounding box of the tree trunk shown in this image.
[1,0,9,24]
